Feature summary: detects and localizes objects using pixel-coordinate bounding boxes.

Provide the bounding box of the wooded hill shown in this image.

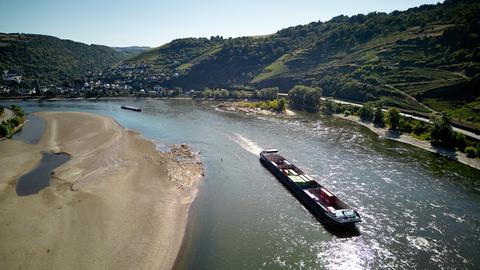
[128,0,480,125]
[0,33,125,87]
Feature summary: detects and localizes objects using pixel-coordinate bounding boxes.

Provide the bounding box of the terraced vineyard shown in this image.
[127,0,480,128]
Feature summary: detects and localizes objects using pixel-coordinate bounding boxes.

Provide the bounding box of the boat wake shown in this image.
[230,133,263,155]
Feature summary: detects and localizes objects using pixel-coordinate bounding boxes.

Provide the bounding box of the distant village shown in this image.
[0,61,286,102]
[0,63,202,98]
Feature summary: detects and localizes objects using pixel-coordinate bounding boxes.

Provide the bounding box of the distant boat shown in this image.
[260,149,361,227]
[121,105,142,112]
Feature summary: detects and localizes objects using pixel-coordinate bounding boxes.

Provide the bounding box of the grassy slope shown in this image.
[126,38,223,74]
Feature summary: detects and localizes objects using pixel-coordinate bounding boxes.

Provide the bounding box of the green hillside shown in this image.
[0,33,125,86]
[126,37,224,73]
[130,0,480,124]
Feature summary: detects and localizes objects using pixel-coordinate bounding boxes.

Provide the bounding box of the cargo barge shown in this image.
[121,105,142,112]
[260,149,361,227]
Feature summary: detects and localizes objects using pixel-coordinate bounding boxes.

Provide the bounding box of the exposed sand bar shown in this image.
[0,111,203,270]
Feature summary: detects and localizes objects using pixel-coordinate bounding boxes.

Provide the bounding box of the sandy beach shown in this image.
[0,111,203,270]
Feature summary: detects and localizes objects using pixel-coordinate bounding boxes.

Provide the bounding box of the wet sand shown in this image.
[0,111,203,270]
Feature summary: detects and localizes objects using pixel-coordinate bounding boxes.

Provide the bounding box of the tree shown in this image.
[254,87,278,100]
[386,108,401,130]
[373,106,385,127]
[9,116,21,127]
[0,123,9,137]
[430,113,453,144]
[304,88,322,112]
[277,98,287,112]
[323,99,335,115]
[359,103,374,122]
[288,85,322,112]
[203,88,213,98]
[11,105,25,117]
[454,132,466,150]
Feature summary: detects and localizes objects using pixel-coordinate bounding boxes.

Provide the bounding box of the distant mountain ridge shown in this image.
[0,33,125,86]
[113,46,151,58]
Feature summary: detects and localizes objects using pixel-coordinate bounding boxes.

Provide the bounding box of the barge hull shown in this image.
[259,150,360,227]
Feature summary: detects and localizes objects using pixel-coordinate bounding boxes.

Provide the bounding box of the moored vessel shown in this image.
[121,105,142,112]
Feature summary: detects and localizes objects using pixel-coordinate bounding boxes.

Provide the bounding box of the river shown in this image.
[2,98,480,269]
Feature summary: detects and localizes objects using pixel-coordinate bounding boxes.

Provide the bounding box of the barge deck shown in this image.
[260,149,361,227]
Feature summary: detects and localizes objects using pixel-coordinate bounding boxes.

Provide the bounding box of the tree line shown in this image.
[339,101,480,158]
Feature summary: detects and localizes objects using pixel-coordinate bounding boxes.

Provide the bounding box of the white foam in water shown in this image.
[230,133,263,155]
[407,236,431,251]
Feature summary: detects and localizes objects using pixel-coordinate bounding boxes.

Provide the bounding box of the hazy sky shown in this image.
[0,0,443,47]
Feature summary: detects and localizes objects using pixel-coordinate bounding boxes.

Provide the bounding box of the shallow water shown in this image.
[12,114,45,144]
[3,99,480,269]
[16,151,70,196]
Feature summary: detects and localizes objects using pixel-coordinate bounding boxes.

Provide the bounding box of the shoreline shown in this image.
[336,114,480,171]
[213,101,480,171]
[0,111,203,270]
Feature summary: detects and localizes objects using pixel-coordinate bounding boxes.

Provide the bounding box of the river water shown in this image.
[2,98,480,269]
[16,151,70,196]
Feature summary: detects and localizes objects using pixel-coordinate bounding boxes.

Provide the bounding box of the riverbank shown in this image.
[0,111,203,270]
[336,114,480,170]
[213,101,480,170]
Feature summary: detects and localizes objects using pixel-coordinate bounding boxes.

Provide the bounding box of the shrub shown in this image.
[277,98,287,112]
[335,104,345,114]
[454,132,466,151]
[239,99,284,112]
[344,110,351,116]
[359,104,374,122]
[323,99,335,115]
[465,146,477,158]
[9,116,22,127]
[373,107,385,127]
[413,121,429,135]
[0,123,9,137]
[399,118,414,133]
